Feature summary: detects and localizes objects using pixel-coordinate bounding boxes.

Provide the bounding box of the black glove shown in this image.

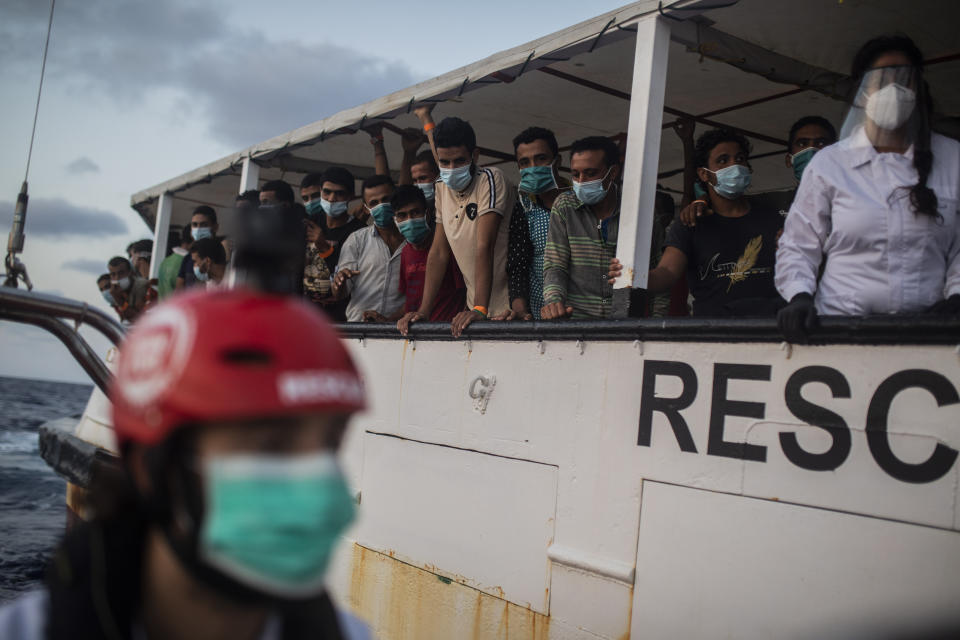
[927,294,960,314]
[778,293,817,343]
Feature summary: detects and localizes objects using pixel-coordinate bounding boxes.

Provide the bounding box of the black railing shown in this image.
[335,315,960,346]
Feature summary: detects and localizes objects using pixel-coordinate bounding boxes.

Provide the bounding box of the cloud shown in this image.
[66,156,100,174]
[181,35,422,146]
[61,258,107,276]
[0,197,128,238]
[0,0,424,147]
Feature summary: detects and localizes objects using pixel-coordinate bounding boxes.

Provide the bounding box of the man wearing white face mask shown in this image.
[107,255,149,322]
[612,129,784,317]
[776,35,960,342]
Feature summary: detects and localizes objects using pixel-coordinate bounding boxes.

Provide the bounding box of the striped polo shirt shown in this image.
[543,191,619,319]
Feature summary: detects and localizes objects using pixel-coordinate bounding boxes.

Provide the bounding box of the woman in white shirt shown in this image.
[776,35,960,342]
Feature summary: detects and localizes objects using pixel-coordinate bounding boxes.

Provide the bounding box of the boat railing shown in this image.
[334,314,960,345]
[0,287,124,393]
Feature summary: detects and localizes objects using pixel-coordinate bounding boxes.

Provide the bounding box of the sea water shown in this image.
[0,375,93,603]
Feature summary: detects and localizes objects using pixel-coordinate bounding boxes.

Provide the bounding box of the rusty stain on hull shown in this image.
[349,544,550,640]
[65,482,91,527]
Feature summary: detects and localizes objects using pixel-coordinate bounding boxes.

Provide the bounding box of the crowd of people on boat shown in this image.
[3,28,957,640]
[95,34,959,342]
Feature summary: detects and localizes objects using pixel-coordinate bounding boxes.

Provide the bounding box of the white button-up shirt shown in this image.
[336,226,406,322]
[776,128,960,315]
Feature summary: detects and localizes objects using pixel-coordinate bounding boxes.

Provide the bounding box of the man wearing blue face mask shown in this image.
[504,127,570,321]
[392,185,465,323]
[176,206,220,291]
[679,116,837,224]
[300,169,366,271]
[398,112,515,338]
[301,170,367,321]
[107,256,149,323]
[332,174,407,322]
[542,136,624,320]
[612,129,784,317]
[190,237,228,289]
[96,273,123,320]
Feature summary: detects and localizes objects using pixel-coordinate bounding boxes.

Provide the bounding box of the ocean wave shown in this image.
[0,376,91,603]
[0,431,38,455]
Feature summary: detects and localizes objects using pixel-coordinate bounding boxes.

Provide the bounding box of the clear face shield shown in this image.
[840,65,921,148]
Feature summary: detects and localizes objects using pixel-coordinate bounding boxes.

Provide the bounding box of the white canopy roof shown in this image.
[130,0,960,232]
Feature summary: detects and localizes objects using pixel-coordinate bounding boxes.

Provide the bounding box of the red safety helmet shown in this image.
[110,288,365,448]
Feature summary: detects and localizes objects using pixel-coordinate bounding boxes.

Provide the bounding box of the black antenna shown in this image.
[4,0,56,290]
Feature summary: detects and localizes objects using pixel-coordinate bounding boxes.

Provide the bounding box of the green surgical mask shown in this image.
[397,217,430,244]
[518,165,557,194]
[199,452,356,599]
[789,147,817,182]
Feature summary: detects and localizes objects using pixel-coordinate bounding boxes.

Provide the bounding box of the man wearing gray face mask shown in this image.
[107,256,149,322]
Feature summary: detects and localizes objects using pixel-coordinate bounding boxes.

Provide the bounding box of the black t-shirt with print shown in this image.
[665,202,784,317]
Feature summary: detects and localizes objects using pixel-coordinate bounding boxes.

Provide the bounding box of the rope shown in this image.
[24,0,56,182]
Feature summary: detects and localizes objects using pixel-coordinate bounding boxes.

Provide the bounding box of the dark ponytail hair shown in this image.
[850,34,938,218]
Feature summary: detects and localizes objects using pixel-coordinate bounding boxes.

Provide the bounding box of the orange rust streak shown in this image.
[349,543,551,639]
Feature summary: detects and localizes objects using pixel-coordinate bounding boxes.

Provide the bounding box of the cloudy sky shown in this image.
[0,0,627,383]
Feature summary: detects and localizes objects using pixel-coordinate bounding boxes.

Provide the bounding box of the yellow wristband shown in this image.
[472,305,488,315]
[423,122,435,133]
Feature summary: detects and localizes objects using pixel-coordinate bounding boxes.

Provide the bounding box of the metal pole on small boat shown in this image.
[3,182,32,289]
[148,193,173,279]
[239,156,260,194]
[612,14,671,304]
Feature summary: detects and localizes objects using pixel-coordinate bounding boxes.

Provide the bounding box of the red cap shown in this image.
[110,288,365,447]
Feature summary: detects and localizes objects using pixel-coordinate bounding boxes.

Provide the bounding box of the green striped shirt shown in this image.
[543,192,619,319]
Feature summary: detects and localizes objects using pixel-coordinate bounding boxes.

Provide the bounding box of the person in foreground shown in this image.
[776,35,960,342]
[0,288,371,639]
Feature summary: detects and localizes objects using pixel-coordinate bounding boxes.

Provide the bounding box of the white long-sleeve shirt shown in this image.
[776,128,960,315]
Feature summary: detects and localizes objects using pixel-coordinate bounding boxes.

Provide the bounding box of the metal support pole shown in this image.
[614,15,671,293]
[239,156,260,194]
[148,192,173,279]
